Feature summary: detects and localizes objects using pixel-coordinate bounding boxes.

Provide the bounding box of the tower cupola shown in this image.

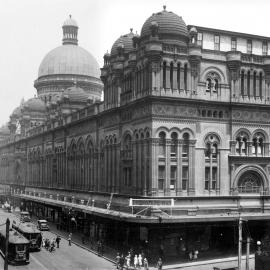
[62,15,78,45]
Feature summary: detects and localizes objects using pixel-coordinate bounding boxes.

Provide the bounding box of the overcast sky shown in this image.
[0,0,269,127]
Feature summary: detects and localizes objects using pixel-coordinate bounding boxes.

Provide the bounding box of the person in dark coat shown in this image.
[156,257,163,270]
[56,235,61,248]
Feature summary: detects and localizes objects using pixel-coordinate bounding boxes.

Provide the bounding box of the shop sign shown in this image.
[129,198,174,207]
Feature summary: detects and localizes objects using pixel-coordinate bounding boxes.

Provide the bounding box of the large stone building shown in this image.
[1,7,270,262]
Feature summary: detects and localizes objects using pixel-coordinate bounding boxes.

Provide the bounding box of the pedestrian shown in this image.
[188,250,193,260]
[119,254,125,270]
[134,254,138,269]
[138,253,142,269]
[126,252,131,269]
[116,252,121,269]
[45,238,50,250]
[56,235,61,248]
[156,257,163,270]
[68,233,72,246]
[143,257,149,270]
[193,250,199,260]
[49,238,55,252]
[42,236,45,248]
[97,240,102,256]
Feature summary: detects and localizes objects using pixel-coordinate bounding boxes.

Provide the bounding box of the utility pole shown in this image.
[238,217,242,270]
[246,236,250,270]
[4,218,10,270]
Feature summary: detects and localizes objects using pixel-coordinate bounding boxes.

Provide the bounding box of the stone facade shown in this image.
[1,7,270,261]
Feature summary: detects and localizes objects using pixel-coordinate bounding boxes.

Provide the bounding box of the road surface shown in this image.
[0,209,114,270]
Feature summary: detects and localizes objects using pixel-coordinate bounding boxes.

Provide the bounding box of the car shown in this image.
[20,211,31,222]
[37,220,49,231]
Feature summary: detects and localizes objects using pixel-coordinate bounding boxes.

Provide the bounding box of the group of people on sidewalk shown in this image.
[42,234,61,252]
[115,251,150,270]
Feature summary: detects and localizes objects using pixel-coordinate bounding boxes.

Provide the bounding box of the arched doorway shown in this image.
[238,170,263,193]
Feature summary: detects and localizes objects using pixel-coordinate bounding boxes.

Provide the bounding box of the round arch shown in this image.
[201,66,227,84]
[233,128,252,141]
[233,164,269,192]
[252,129,269,142]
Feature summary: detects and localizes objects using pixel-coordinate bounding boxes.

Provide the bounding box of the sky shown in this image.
[0,0,270,127]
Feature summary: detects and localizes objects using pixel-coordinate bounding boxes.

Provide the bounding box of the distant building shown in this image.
[1,7,270,262]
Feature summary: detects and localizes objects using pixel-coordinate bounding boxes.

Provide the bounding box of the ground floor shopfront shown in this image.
[11,196,270,264]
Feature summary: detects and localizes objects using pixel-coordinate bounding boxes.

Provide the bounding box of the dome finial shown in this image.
[62,15,78,45]
[163,5,166,11]
[130,28,133,33]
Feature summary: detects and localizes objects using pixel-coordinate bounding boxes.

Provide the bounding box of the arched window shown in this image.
[177,63,181,90]
[236,134,248,155]
[259,72,263,98]
[238,171,263,193]
[171,132,178,157]
[253,71,257,97]
[213,111,218,118]
[204,134,219,191]
[170,62,173,89]
[163,62,166,89]
[206,78,211,92]
[182,133,189,158]
[252,133,264,156]
[184,64,188,91]
[158,131,166,156]
[219,111,223,118]
[247,70,250,96]
[205,72,220,94]
[214,79,218,92]
[241,70,245,96]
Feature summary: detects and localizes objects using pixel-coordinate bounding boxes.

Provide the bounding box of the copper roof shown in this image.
[38,45,101,78]
[141,8,188,39]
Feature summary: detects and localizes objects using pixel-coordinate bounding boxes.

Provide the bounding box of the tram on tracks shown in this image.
[0,228,30,264]
[12,221,42,250]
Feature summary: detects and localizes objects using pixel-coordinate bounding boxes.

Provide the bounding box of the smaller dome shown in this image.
[63,15,78,27]
[189,27,197,34]
[0,124,10,135]
[11,106,22,118]
[61,86,89,102]
[111,29,135,57]
[141,6,188,42]
[23,97,46,113]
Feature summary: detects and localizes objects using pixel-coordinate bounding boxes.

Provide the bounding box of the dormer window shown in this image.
[231,37,237,51]
[214,35,220,51]
[247,40,252,54]
[262,41,268,56]
[197,32,203,46]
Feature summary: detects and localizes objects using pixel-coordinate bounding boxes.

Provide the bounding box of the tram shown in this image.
[0,228,30,264]
[12,221,42,250]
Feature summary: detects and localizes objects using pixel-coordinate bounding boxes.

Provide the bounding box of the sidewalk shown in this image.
[19,210,253,270]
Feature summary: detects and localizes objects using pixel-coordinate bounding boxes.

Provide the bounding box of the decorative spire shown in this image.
[130,28,133,33]
[163,5,166,11]
[62,15,79,45]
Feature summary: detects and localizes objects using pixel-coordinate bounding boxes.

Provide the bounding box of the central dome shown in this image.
[38,45,100,78]
[141,6,188,41]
